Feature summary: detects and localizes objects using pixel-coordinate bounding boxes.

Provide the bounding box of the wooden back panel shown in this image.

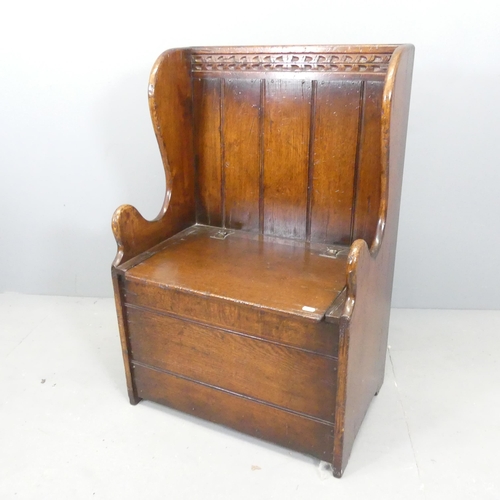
[191,46,395,246]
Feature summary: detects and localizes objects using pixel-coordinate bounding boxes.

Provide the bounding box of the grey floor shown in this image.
[0,293,499,499]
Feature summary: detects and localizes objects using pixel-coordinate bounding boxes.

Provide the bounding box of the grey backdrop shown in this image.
[1,0,499,309]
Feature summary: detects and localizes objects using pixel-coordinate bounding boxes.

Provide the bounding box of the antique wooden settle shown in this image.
[111,44,414,477]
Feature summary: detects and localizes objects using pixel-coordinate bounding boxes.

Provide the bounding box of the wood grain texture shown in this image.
[352,80,384,244]
[111,44,413,478]
[332,45,414,478]
[263,79,312,239]
[112,49,196,266]
[133,363,335,461]
[125,225,347,321]
[222,79,261,231]
[193,77,222,226]
[126,307,337,421]
[111,270,141,405]
[310,80,362,245]
[191,45,396,81]
[124,278,339,357]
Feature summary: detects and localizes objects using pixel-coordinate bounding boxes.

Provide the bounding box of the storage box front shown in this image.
[123,287,338,461]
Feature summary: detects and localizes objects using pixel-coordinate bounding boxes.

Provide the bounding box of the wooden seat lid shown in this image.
[124,225,348,322]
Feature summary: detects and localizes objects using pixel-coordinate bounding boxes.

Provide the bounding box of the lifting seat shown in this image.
[111,44,414,477]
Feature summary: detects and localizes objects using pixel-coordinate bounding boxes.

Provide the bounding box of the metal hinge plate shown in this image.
[210,229,234,240]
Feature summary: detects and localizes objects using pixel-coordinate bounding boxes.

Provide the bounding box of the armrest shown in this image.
[111,48,196,268]
[343,239,372,318]
[112,203,175,267]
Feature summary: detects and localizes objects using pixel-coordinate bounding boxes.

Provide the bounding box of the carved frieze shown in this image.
[191,53,391,73]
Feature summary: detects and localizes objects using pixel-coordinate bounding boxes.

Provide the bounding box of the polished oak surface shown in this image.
[127,306,337,421]
[123,278,339,356]
[112,44,414,478]
[192,75,384,245]
[133,363,336,461]
[125,225,348,321]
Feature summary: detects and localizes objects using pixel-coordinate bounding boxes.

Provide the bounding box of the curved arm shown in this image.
[342,239,369,317]
[112,48,196,267]
[112,202,170,267]
[343,44,414,313]
[372,44,415,256]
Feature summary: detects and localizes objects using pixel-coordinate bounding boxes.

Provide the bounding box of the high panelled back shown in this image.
[190,48,392,246]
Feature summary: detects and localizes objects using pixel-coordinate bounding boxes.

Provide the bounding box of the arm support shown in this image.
[112,202,174,267]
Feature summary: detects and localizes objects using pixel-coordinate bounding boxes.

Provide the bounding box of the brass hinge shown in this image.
[210,229,234,240]
[319,246,343,259]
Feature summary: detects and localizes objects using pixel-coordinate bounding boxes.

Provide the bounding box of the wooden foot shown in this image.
[332,465,343,478]
[128,390,142,406]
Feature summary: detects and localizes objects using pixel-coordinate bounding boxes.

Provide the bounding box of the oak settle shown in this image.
[112,45,414,477]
